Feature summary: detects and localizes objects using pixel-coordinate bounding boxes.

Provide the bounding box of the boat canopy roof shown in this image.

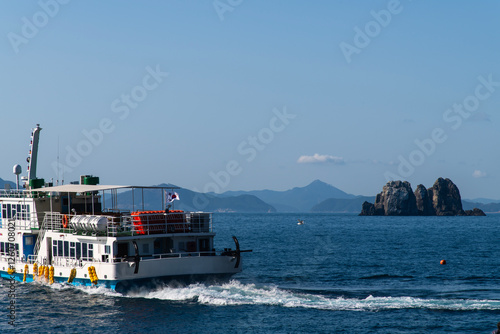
[29,184,179,193]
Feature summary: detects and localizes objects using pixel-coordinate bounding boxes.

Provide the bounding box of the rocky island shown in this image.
[360,178,486,216]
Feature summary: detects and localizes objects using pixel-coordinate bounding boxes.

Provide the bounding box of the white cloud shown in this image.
[472,170,487,178]
[297,154,345,165]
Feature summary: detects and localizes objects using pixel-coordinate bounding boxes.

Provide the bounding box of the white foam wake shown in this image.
[123,280,500,311]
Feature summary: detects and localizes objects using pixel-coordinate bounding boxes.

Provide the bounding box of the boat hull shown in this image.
[0,255,241,292]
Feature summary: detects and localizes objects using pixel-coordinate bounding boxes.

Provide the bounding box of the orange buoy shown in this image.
[62,214,69,228]
[440,259,446,265]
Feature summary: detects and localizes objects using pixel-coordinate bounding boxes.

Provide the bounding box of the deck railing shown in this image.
[38,211,213,237]
[0,189,32,199]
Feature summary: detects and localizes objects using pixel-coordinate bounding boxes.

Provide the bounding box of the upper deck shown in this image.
[0,184,213,238]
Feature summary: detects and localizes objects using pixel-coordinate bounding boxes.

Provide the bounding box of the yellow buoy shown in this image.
[33,263,38,279]
[38,265,44,279]
[49,266,55,285]
[87,266,98,285]
[44,266,49,282]
[68,268,77,283]
[23,264,29,282]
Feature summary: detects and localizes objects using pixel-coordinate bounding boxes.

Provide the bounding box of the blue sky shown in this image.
[0,1,499,199]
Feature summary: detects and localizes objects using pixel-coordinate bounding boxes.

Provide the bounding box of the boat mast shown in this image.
[27,124,42,187]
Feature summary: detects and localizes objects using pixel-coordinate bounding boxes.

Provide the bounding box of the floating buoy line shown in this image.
[18,263,95,287]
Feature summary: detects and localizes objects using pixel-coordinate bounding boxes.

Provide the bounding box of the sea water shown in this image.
[1,213,500,333]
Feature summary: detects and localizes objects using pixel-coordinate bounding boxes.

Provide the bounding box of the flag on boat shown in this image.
[166,191,180,203]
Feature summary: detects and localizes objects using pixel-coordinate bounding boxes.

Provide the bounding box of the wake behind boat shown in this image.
[0,124,251,292]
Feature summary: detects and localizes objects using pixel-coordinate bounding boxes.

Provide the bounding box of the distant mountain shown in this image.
[0,178,16,190]
[311,196,376,213]
[464,198,500,204]
[462,200,500,213]
[110,185,276,213]
[217,180,355,212]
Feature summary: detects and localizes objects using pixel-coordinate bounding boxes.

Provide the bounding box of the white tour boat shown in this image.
[0,124,251,292]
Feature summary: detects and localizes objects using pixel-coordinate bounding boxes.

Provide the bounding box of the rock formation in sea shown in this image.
[359,177,486,216]
[461,208,487,216]
[360,201,375,216]
[414,184,434,216]
[427,177,463,216]
[374,181,417,216]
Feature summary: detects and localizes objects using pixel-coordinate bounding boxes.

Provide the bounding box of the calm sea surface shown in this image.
[2,213,500,333]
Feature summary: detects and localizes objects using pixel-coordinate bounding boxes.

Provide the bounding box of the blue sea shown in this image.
[2,213,500,333]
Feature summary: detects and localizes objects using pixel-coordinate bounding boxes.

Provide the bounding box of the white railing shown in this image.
[36,211,213,237]
[111,250,219,263]
[0,189,32,199]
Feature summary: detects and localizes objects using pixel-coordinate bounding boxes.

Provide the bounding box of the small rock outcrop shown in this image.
[428,177,463,216]
[359,201,375,216]
[414,184,434,216]
[359,177,486,216]
[460,208,486,216]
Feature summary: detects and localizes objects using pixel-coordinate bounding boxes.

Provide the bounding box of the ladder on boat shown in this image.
[33,213,60,257]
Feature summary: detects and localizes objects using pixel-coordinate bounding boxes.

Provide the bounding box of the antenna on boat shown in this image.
[13,164,22,190]
[27,124,42,189]
[57,134,61,185]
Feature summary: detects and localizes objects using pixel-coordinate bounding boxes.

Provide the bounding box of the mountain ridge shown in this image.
[215,179,355,212]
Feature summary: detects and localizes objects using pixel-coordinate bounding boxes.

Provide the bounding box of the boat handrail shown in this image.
[111,250,219,263]
[38,211,214,237]
[0,189,32,199]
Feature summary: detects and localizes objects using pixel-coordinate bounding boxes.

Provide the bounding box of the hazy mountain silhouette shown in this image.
[109,184,276,213]
[0,178,16,190]
[216,180,355,212]
[311,196,376,213]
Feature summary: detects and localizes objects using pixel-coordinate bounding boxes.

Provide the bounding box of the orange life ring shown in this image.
[62,215,69,228]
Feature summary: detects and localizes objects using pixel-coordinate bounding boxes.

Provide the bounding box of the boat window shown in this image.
[178,242,185,251]
[117,243,128,257]
[142,243,149,254]
[11,204,16,219]
[6,204,11,218]
[82,243,88,258]
[76,242,81,259]
[199,239,210,252]
[105,245,110,254]
[88,244,93,259]
[64,241,69,257]
[20,204,30,220]
[57,240,63,256]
